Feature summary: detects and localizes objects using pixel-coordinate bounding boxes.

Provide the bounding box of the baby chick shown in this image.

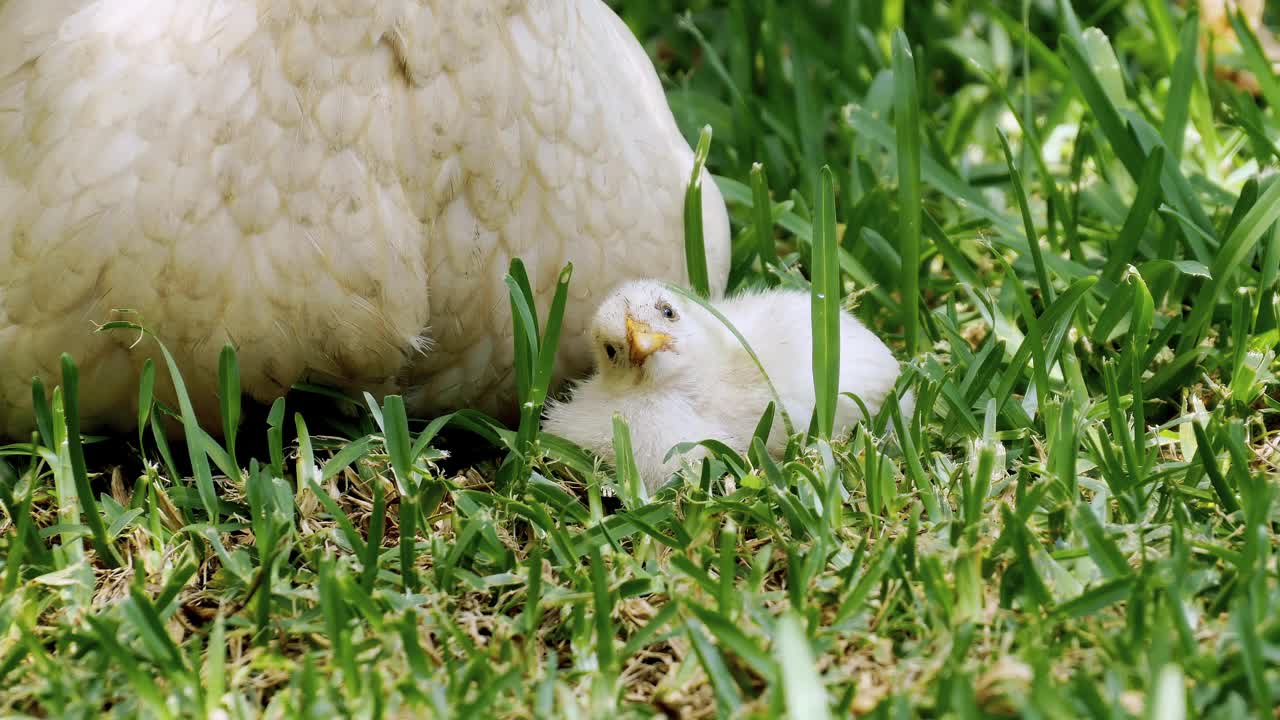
[542,280,902,490]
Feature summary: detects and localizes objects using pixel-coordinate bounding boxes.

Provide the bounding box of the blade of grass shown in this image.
[811,166,841,439]
[611,415,647,508]
[1180,177,1280,353]
[588,545,615,675]
[996,130,1053,302]
[59,355,120,568]
[686,619,744,715]
[30,379,53,452]
[1104,148,1165,284]
[217,345,240,467]
[685,125,714,297]
[777,611,831,720]
[893,30,923,354]
[136,359,155,456]
[1161,13,1198,160]
[751,163,780,282]
[99,322,219,525]
[1190,421,1240,515]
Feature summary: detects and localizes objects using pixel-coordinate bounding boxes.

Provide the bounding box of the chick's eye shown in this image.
[660,304,677,320]
[604,343,618,361]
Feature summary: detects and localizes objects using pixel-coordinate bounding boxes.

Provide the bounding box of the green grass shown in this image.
[3,1,1280,717]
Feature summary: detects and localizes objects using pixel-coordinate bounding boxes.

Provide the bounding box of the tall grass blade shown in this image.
[1161,13,1198,160]
[684,125,714,297]
[217,345,241,467]
[30,379,52,450]
[751,163,780,282]
[777,612,831,720]
[1181,177,1280,352]
[996,130,1053,302]
[892,30,922,354]
[1105,149,1165,284]
[811,166,841,439]
[59,355,120,568]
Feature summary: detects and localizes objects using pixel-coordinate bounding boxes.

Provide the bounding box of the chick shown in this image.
[542,280,903,490]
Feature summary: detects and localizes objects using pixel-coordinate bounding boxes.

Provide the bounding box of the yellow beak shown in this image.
[625,316,672,365]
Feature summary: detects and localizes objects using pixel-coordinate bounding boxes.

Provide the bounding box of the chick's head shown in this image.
[588,280,715,386]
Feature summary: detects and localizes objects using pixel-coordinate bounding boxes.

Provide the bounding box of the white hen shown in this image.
[0,1,730,437]
[542,281,902,490]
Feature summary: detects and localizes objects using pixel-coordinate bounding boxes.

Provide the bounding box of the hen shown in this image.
[542,281,903,490]
[0,0,730,436]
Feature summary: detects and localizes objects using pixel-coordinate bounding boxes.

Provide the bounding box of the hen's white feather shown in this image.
[0,0,730,436]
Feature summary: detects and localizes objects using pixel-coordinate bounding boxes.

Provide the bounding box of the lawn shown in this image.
[3,1,1280,717]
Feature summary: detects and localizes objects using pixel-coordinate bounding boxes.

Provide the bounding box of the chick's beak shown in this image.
[625,315,672,365]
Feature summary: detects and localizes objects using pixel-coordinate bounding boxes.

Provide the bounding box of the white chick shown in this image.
[542,280,902,490]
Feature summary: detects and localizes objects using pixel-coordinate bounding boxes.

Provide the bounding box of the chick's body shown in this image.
[702,289,901,453]
[543,379,723,483]
[543,282,901,489]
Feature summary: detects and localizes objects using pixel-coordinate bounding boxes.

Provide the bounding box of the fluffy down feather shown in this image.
[543,281,903,490]
[0,0,730,436]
